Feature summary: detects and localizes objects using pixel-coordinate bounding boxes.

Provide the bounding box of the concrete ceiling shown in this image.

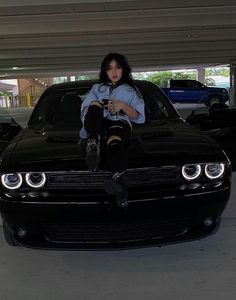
[1,0,236,78]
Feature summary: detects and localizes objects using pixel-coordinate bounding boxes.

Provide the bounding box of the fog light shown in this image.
[5,193,14,198]
[17,227,27,238]
[189,183,201,190]
[203,218,213,226]
[28,192,38,198]
[41,191,49,197]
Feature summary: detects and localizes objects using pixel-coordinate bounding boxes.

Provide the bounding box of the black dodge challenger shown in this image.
[186,103,236,171]
[0,80,231,249]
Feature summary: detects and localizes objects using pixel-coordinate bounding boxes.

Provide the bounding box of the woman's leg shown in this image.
[84,101,103,171]
[106,122,130,173]
[105,120,131,208]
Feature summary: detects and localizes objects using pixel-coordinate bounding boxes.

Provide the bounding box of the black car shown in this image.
[186,103,236,170]
[0,107,22,153]
[0,80,231,249]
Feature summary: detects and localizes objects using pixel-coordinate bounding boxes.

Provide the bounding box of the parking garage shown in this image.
[0,1,236,299]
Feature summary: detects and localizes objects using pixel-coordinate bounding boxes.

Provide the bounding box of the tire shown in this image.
[2,221,20,247]
[205,94,223,107]
[208,103,229,113]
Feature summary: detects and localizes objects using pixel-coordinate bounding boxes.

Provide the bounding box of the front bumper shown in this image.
[0,185,230,249]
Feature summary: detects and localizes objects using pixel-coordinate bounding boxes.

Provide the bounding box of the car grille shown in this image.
[47,167,180,189]
[42,218,189,245]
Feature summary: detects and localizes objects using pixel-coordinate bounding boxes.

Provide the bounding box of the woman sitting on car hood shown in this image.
[80,52,145,208]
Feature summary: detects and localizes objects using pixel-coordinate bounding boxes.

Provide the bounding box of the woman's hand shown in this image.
[108,100,124,114]
[108,99,138,120]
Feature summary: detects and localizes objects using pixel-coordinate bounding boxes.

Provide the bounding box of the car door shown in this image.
[169,80,206,103]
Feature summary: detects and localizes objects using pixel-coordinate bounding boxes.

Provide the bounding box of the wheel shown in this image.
[205,94,222,107]
[208,103,229,113]
[2,221,20,246]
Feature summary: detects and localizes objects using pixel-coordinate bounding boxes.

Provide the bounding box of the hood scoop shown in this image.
[137,121,173,139]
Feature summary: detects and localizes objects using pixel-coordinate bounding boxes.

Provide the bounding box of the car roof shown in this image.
[45,79,157,92]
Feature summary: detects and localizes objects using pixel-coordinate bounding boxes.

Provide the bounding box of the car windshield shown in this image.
[28,82,179,131]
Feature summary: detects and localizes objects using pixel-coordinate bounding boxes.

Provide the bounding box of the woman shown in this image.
[80,53,145,208]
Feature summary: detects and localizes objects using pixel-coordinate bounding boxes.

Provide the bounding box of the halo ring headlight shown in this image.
[182,164,201,180]
[1,173,23,190]
[205,163,225,179]
[25,173,46,188]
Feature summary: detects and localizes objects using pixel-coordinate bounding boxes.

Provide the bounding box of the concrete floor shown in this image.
[0,107,235,300]
[0,178,235,300]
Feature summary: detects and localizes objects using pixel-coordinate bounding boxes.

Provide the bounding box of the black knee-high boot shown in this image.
[105,139,128,208]
[84,105,103,171]
[84,105,103,139]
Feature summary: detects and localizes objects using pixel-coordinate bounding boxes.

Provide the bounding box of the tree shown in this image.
[205,67,229,77]
[145,71,196,87]
[75,74,98,81]
[173,72,196,80]
[146,71,173,87]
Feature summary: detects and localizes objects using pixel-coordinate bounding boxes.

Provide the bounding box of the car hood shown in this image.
[1,119,225,172]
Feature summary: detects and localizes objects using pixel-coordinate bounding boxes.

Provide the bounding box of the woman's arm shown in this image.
[109,99,138,120]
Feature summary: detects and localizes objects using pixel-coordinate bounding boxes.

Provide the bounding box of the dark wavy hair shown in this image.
[99,53,135,88]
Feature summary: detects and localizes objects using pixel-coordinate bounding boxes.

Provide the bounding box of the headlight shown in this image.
[182,164,201,180]
[1,173,23,189]
[25,173,46,188]
[205,163,225,179]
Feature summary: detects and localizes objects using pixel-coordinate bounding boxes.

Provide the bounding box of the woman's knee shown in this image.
[91,101,102,108]
[107,135,122,145]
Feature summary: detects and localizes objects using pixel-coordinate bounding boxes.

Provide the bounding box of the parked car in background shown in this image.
[161,79,229,106]
[0,80,231,249]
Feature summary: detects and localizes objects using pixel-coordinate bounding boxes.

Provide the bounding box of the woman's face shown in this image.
[106,59,123,84]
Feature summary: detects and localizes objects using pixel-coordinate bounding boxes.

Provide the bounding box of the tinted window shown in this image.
[137,85,169,120]
[28,89,84,130]
[171,80,203,89]
[0,107,16,124]
[28,82,176,130]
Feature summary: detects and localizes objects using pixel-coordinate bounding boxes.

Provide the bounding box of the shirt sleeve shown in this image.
[129,89,145,124]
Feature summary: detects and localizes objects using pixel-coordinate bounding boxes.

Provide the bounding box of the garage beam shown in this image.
[0,1,236,77]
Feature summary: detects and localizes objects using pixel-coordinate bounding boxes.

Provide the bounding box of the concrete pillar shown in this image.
[4,94,8,108]
[230,65,236,106]
[197,68,205,84]
[26,93,31,108]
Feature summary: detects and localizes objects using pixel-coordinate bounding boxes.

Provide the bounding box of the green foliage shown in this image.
[145,71,172,87]
[144,71,196,87]
[75,74,98,81]
[205,67,229,77]
[172,72,196,80]
[0,91,12,97]
[132,73,146,80]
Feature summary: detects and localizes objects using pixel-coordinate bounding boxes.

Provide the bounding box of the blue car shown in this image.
[161,79,229,106]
